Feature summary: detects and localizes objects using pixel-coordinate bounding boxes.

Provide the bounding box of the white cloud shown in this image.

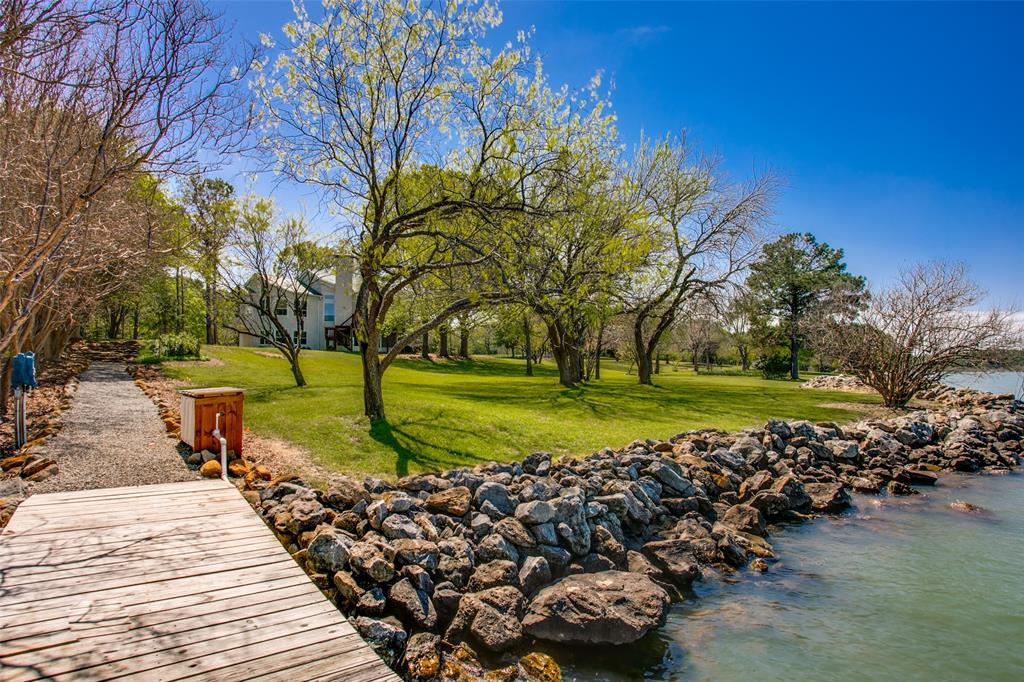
[615,25,671,43]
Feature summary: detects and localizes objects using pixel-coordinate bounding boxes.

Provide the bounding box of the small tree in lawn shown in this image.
[813,261,1020,407]
[620,133,776,385]
[745,232,865,380]
[723,292,757,371]
[221,199,332,387]
[677,304,719,372]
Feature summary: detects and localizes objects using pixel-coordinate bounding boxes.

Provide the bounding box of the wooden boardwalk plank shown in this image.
[0,480,399,682]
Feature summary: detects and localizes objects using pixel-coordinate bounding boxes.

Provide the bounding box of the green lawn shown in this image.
[162,346,879,479]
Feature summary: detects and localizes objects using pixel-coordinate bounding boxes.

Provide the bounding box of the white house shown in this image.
[237,259,396,352]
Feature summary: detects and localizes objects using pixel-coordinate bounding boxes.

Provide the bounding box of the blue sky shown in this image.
[212,1,1023,305]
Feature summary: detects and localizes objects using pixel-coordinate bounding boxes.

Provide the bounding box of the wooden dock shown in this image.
[0,479,400,681]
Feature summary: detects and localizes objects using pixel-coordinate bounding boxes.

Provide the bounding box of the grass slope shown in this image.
[164,346,879,479]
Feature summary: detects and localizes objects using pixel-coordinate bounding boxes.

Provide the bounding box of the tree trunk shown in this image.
[636,353,652,385]
[523,316,534,377]
[131,304,140,340]
[739,345,749,372]
[289,351,306,387]
[790,334,800,380]
[175,266,183,333]
[547,321,583,387]
[788,296,800,380]
[655,352,660,374]
[439,328,450,358]
[550,345,582,386]
[459,328,469,357]
[594,321,604,380]
[204,280,215,344]
[633,323,653,385]
[360,334,385,421]
[420,331,429,359]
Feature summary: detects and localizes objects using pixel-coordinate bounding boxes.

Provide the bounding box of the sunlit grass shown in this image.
[162,346,879,479]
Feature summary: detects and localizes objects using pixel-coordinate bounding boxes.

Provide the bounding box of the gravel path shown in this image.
[31,362,197,493]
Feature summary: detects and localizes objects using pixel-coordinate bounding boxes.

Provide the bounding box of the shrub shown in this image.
[755,353,791,380]
[151,333,201,359]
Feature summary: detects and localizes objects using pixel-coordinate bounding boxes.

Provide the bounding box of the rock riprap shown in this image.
[240,386,1021,681]
[522,571,670,645]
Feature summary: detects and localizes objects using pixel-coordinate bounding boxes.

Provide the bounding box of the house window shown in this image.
[276,298,307,316]
[293,329,307,347]
[325,293,335,323]
[274,327,287,344]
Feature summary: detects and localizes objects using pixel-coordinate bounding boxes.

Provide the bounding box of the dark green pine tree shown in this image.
[745,233,865,380]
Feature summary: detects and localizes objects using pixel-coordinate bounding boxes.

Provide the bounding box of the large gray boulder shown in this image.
[645,459,695,496]
[522,571,670,645]
[515,499,557,525]
[381,514,426,541]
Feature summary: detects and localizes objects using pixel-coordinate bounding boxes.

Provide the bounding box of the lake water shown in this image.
[556,472,1024,682]
[945,370,1024,399]
[554,372,1024,681]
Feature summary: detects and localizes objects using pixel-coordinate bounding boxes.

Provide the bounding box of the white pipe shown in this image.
[213,411,228,481]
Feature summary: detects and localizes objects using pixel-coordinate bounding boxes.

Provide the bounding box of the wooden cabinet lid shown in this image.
[178,387,245,398]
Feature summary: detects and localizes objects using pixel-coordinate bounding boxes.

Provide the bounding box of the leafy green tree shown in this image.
[252,0,597,420]
[745,232,865,380]
[183,176,237,345]
[504,136,633,387]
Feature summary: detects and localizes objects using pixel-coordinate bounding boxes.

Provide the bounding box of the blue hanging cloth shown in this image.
[11,352,37,389]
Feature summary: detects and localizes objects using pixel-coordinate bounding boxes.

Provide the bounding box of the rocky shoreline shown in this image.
[235,386,1022,681]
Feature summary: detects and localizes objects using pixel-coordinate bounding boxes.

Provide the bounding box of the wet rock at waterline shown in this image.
[522,571,671,645]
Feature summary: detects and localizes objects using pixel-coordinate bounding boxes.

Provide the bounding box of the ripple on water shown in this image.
[557,472,1024,681]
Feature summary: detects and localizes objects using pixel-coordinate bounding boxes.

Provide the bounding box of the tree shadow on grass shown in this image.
[369,417,492,478]
[435,376,877,428]
[239,384,307,405]
[392,356,560,379]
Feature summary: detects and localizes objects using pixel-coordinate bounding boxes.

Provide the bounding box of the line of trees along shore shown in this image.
[2,0,1018,424]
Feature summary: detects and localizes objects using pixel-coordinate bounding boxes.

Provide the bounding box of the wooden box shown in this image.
[179,387,244,455]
